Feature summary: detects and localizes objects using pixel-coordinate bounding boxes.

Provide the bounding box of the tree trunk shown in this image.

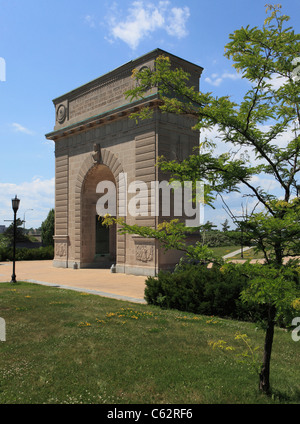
[259,306,276,394]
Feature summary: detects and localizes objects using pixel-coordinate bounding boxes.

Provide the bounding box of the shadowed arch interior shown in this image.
[74,149,126,268]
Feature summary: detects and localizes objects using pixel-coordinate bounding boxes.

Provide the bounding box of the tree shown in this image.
[104,5,300,394]
[4,218,28,244]
[221,219,230,232]
[41,209,55,246]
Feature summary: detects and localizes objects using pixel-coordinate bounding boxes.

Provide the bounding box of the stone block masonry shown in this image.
[45,49,203,276]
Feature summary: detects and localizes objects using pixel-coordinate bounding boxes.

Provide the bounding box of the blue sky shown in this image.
[0,0,299,230]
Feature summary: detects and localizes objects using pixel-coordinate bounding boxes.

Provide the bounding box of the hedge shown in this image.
[144,264,266,322]
[0,246,54,262]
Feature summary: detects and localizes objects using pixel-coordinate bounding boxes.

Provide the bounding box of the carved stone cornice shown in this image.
[45,98,162,142]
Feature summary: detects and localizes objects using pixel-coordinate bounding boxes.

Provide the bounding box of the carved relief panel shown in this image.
[136,244,154,263]
[55,242,67,258]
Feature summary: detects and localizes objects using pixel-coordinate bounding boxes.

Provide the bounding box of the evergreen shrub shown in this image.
[144,264,264,322]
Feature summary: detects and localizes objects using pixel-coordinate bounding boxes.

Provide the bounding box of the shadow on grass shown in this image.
[270,388,300,403]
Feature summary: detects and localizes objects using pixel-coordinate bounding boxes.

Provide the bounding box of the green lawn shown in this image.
[0,282,299,404]
[229,247,265,260]
[211,245,265,260]
[210,245,241,258]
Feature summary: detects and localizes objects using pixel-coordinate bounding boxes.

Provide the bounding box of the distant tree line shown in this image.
[199,219,250,248]
[0,209,55,261]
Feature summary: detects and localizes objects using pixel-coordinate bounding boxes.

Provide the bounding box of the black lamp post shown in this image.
[11,195,20,283]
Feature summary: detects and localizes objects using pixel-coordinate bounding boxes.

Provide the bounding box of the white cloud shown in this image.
[0,178,55,228]
[12,123,35,135]
[44,139,55,148]
[266,73,290,90]
[165,6,190,38]
[0,57,6,82]
[249,175,281,192]
[204,71,241,87]
[200,123,292,210]
[84,15,96,28]
[106,1,190,50]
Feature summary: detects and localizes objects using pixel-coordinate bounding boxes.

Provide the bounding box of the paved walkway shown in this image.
[222,246,252,259]
[0,261,147,304]
[2,254,297,305]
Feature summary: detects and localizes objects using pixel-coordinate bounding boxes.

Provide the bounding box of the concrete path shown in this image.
[0,261,147,304]
[222,246,253,259]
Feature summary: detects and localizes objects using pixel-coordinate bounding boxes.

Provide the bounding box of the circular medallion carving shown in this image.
[57,104,67,124]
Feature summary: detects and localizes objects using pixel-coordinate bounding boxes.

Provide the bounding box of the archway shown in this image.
[81,164,116,268]
[46,49,202,274]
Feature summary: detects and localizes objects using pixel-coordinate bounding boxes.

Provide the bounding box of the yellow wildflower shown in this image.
[292,298,300,311]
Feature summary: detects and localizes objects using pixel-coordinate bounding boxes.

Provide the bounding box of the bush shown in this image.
[0,246,54,261]
[198,229,251,248]
[41,209,54,246]
[145,264,265,322]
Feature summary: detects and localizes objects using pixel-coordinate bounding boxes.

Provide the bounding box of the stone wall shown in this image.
[46,49,203,275]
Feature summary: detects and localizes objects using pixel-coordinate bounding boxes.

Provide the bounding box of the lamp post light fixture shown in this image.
[11,195,20,283]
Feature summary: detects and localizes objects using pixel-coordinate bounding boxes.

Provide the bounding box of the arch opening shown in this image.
[81,164,116,268]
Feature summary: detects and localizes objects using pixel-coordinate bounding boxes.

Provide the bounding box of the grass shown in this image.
[210,245,241,258]
[0,281,300,404]
[229,247,265,260]
[210,245,265,260]
[229,247,300,261]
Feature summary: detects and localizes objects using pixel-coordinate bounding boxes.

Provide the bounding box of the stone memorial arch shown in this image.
[46,49,203,276]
